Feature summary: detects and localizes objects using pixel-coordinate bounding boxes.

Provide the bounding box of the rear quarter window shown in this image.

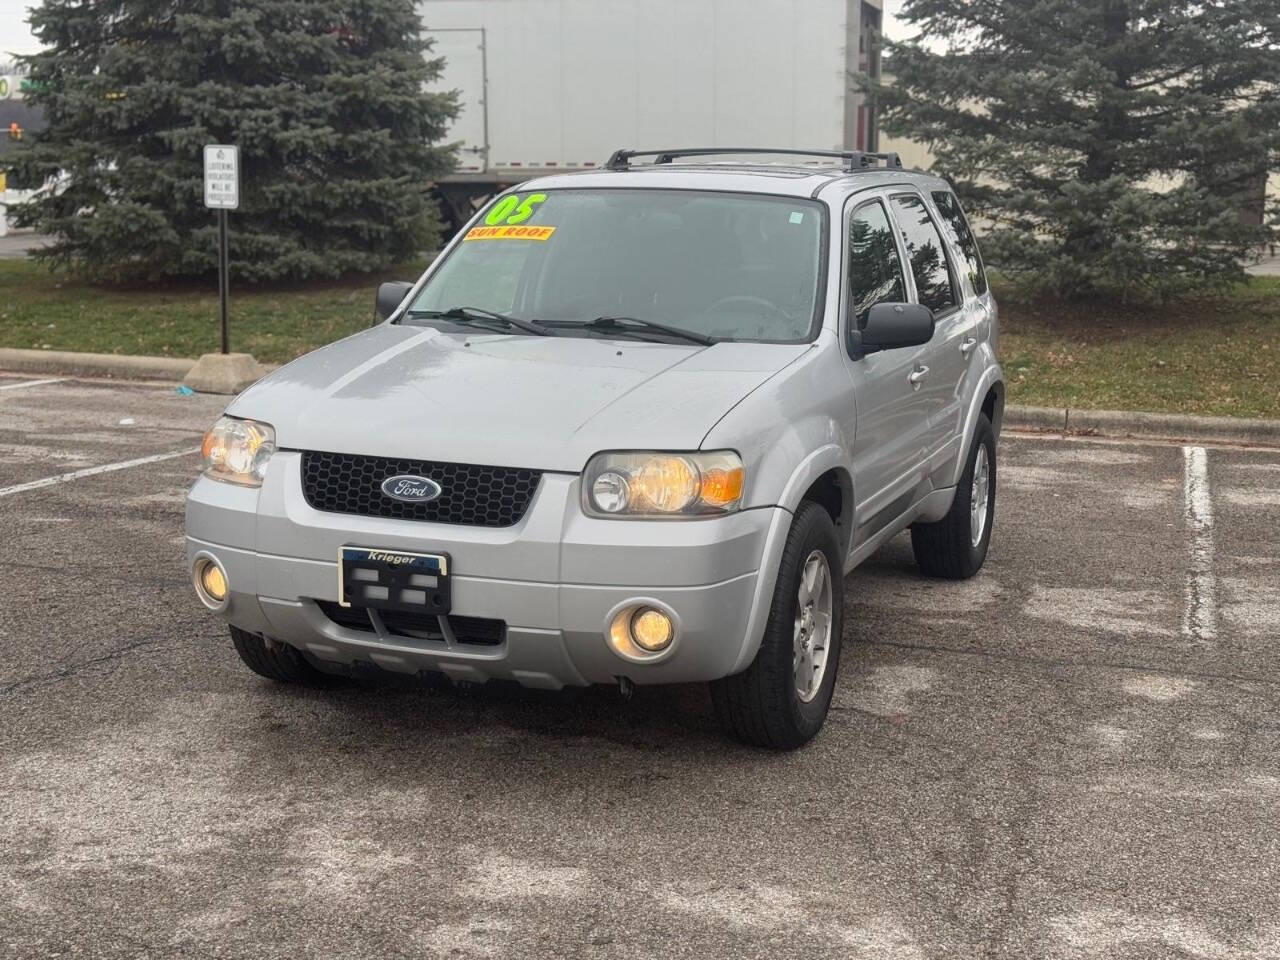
[931,191,988,295]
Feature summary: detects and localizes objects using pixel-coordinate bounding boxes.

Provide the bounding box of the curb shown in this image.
[0,347,194,382]
[183,352,270,394]
[1005,404,1280,447]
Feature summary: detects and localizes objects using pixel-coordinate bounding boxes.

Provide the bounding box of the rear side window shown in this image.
[932,191,988,295]
[848,201,907,329]
[890,194,958,315]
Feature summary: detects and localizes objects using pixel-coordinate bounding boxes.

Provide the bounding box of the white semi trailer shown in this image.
[420,0,885,228]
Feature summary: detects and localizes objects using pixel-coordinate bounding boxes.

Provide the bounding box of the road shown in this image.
[0,231,54,259]
[1248,250,1280,277]
[2,375,1278,959]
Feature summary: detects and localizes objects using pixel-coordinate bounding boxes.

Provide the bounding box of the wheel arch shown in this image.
[981,379,1005,436]
[727,444,855,677]
[795,463,855,565]
[775,444,856,560]
[949,364,1005,488]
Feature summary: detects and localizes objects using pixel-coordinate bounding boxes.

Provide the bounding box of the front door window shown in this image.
[848,201,907,331]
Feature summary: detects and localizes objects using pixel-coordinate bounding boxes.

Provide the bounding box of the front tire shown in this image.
[911,413,996,579]
[229,626,332,685]
[711,502,844,750]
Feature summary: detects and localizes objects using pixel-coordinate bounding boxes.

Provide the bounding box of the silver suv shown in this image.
[186,148,1004,749]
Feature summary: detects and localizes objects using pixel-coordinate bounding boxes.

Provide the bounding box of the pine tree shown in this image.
[867,1,1280,298]
[6,0,458,283]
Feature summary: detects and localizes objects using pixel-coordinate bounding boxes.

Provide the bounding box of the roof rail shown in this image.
[604,147,903,174]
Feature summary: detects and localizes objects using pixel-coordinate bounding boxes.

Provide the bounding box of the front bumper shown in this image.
[186,452,789,688]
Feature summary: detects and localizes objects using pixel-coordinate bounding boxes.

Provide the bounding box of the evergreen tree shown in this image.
[6,0,457,283]
[867,1,1280,298]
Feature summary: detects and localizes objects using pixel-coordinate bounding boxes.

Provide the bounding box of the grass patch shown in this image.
[996,275,1280,419]
[2,258,1276,419]
[0,258,431,365]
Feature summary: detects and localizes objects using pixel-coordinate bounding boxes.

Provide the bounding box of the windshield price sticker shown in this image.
[464,225,557,241]
[485,192,548,226]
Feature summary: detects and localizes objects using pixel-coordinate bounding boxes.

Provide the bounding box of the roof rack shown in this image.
[604,147,903,174]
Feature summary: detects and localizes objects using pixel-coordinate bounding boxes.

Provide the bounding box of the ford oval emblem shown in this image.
[380,474,443,503]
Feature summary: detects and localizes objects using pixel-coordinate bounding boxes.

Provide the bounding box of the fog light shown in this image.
[200,563,227,601]
[193,555,229,610]
[631,608,673,652]
[606,601,679,662]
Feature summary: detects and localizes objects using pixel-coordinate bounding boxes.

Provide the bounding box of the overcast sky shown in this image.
[0,0,33,59]
[0,0,909,62]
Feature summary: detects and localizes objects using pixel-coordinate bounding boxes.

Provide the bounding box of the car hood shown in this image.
[229,325,809,472]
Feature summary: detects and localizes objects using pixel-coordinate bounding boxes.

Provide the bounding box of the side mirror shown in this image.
[375,281,414,322]
[850,302,935,357]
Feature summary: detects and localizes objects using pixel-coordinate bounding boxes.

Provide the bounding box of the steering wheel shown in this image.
[702,295,788,324]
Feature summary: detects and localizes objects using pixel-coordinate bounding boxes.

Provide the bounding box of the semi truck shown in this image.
[420,0,885,229]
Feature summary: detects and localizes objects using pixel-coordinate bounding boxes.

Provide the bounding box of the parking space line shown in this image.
[0,447,200,499]
[1182,445,1216,642]
[0,377,68,392]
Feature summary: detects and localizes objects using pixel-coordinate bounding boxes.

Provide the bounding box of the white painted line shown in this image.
[1182,446,1217,642]
[0,377,68,392]
[0,447,200,499]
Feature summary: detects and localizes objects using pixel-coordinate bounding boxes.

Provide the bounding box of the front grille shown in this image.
[300,451,541,527]
[316,600,373,632]
[317,601,505,647]
[378,608,445,640]
[448,615,506,646]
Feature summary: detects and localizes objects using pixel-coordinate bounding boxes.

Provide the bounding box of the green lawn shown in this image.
[0,258,430,365]
[2,259,1277,418]
[997,276,1280,419]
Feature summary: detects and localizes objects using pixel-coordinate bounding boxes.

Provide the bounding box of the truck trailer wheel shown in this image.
[711,502,844,750]
[229,626,331,685]
[911,413,996,580]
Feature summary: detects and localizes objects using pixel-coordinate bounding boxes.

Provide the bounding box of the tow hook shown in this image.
[617,676,636,700]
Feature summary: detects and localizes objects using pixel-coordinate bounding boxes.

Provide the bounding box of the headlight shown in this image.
[201,416,276,487]
[583,451,744,518]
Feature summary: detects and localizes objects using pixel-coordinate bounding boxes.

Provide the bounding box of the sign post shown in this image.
[203,145,239,355]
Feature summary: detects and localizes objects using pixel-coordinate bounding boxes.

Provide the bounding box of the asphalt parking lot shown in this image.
[2,374,1279,960]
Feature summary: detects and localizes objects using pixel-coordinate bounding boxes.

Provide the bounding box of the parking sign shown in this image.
[203,145,239,210]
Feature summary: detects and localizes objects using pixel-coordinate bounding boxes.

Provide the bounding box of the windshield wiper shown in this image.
[404,306,552,337]
[543,315,714,346]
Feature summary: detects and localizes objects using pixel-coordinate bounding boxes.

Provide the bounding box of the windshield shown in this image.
[408,189,825,343]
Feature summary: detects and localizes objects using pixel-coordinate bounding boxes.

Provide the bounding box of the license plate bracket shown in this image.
[339,547,451,614]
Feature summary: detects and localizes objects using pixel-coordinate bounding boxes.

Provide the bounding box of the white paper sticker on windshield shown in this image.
[789,211,804,224]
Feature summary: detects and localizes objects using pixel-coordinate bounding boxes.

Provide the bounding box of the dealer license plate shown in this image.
[338,547,451,614]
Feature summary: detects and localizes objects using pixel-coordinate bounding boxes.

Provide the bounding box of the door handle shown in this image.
[960,337,977,356]
[908,365,930,387]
